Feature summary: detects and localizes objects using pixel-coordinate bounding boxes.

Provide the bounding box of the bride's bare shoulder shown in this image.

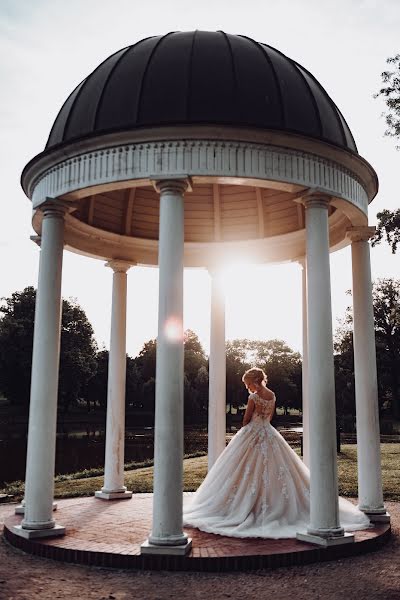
[264,387,275,401]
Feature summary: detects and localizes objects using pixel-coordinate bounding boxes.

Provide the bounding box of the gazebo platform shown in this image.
[3,494,390,572]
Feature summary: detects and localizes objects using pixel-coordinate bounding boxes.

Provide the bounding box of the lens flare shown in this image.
[164,316,183,342]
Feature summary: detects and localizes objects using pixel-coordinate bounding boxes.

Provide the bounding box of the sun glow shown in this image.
[218,262,303,352]
[164,316,184,342]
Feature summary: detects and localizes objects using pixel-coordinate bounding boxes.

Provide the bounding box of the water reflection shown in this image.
[0,425,210,486]
[0,422,300,486]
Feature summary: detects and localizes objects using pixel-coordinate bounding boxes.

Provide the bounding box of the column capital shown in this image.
[293,256,306,269]
[346,226,376,243]
[151,177,192,194]
[37,197,78,218]
[299,188,332,210]
[30,235,41,247]
[207,264,225,278]
[105,260,134,273]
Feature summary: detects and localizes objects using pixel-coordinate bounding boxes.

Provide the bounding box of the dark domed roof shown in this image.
[46,31,357,153]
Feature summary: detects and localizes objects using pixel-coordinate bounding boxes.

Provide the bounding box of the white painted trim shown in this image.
[28,139,369,216]
[213,184,221,242]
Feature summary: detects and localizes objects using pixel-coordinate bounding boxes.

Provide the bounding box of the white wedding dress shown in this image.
[183,392,370,539]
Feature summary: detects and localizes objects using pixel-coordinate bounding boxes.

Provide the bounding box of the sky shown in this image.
[1,0,400,358]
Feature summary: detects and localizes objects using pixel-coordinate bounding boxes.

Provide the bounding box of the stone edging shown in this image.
[3,519,391,573]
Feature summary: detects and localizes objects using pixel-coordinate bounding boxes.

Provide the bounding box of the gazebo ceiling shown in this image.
[46,30,357,153]
[72,183,315,243]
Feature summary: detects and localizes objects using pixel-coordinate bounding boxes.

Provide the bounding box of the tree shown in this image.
[0,287,97,411]
[372,55,400,252]
[374,54,400,145]
[135,338,157,382]
[372,208,400,254]
[224,338,302,412]
[194,365,209,413]
[333,318,356,418]
[132,330,208,421]
[373,279,400,418]
[84,348,109,410]
[58,298,98,412]
[184,329,207,379]
[249,339,302,411]
[183,330,207,422]
[334,279,400,418]
[225,340,250,413]
[125,357,143,410]
[0,287,35,407]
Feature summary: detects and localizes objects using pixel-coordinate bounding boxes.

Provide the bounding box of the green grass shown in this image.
[1,444,399,501]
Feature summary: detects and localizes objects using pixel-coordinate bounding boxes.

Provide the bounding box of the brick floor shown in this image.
[3,494,391,572]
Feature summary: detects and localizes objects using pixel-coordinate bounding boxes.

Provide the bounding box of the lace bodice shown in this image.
[249,392,275,421]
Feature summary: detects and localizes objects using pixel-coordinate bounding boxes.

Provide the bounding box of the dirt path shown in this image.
[0,501,399,600]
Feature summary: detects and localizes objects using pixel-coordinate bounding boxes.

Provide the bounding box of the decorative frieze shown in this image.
[28,140,369,216]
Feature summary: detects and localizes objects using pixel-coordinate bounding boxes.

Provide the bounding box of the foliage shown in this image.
[84,349,109,410]
[373,279,400,418]
[0,287,97,411]
[226,341,250,412]
[58,298,98,412]
[372,208,400,254]
[225,338,302,411]
[0,288,305,422]
[372,55,400,253]
[334,279,400,418]
[0,287,36,407]
[374,54,400,145]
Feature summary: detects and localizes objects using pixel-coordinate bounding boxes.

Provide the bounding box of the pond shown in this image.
[0,425,211,486]
[0,420,302,486]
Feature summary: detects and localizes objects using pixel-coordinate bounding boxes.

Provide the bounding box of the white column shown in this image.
[13,201,67,539]
[348,227,390,523]
[207,268,226,470]
[299,258,310,468]
[15,233,57,516]
[95,260,132,500]
[297,193,353,546]
[141,178,192,555]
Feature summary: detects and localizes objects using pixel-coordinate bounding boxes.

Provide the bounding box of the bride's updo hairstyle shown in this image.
[242,367,268,386]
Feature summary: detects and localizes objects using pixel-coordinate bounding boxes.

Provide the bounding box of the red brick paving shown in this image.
[3,494,390,571]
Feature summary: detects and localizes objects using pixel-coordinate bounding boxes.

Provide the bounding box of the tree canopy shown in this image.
[372,54,400,253]
[375,54,400,145]
[372,208,400,254]
[0,287,97,411]
[334,278,400,418]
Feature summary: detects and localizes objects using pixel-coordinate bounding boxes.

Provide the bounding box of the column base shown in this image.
[95,490,133,500]
[364,511,391,523]
[141,538,192,556]
[15,501,57,515]
[12,523,66,540]
[297,531,354,547]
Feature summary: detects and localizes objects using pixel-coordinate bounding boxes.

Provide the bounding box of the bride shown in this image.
[183,367,370,539]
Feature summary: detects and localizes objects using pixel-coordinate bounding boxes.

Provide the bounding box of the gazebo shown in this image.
[12,31,389,556]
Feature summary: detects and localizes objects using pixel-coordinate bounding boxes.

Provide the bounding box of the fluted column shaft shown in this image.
[302,195,343,539]
[144,178,191,553]
[300,259,310,467]
[96,261,132,500]
[208,269,226,470]
[349,227,389,521]
[21,202,66,535]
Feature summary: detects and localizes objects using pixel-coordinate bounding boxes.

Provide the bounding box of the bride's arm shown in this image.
[242,397,255,426]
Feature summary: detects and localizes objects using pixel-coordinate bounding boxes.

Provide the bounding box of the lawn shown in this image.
[1,443,399,501]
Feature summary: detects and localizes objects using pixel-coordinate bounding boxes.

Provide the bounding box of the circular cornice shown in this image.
[25,138,370,218]
[22,127,378,202]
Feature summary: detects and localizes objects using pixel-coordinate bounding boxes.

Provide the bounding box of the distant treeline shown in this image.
[1,282,400,427]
